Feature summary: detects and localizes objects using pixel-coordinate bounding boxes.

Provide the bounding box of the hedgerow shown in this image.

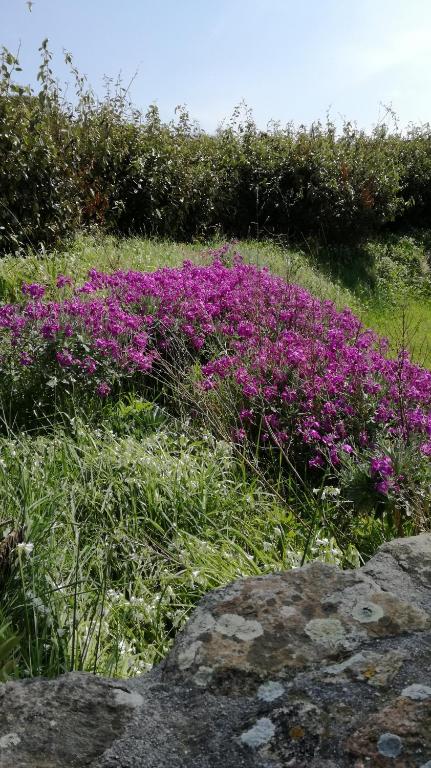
[2,43,431,253]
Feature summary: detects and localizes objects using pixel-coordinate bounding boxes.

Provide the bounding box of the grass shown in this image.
[0,232,364,308]
[0,404,349,678]
[362,299,431,368]
[0,230,429,679]
[0,235,201,303]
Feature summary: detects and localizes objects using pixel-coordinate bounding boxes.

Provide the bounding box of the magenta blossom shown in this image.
[56,275,73,289]
[96,382,111,398]
[370,456,394,478]
[22,283,45,299]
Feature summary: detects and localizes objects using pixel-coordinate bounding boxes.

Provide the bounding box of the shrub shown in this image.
[0,44,81,253]
[0,43,428,254]
[398,125,431,228]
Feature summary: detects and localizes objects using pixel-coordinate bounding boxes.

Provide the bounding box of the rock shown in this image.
[361,533,431,612]
[163,560,429,691]
[1,534,431,767]
[0,674,144,767]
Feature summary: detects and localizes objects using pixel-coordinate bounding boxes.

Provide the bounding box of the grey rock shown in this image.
[1,534,431,767]
[361,532,431,611]
[0,674,143,767]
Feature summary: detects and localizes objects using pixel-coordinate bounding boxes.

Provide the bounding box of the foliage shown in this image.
[398,124,431,227]
[0,622,20,681]
[0,43,81,253]
[2,35,431,684]
[3,44,431,252]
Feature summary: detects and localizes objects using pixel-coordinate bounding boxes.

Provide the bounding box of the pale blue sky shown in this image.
[3,0,431,132]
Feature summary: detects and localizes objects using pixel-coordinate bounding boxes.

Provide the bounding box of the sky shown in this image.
[2,0,431,133]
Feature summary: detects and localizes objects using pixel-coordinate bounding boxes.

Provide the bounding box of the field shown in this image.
[0,231,430,681]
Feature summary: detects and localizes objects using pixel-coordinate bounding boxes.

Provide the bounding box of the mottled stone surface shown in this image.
[0,674,143,767]
[1,533,431,767]
[163,558,430,691]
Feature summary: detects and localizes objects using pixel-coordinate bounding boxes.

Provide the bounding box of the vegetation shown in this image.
[1,416,315,677]
[0,234,429,680]
[3,43,431,255]
[0,41,430,683]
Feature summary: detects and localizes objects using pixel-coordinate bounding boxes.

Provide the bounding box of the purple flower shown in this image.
[309,454,324,469]
[81,356,97,375]
[233,427,246,442]
[56,350,74,367]
[375,480,390,495]
[56,275,73,289]
[359,431,369,447]
[201,378,215,391]
[2,247,431,502]
[370,456,394,478]
[22,283,45,299]
[19,352,33,366]
[96,382,111,398]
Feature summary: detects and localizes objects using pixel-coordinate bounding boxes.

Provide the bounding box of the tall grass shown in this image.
[0,399,350,679]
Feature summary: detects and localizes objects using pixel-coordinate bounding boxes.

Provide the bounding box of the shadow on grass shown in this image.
[301,239,377,295]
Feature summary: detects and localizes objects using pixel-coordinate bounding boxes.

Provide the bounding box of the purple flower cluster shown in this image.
[22,283,45,299]
[370,455,398,495]
[1,248,431,496]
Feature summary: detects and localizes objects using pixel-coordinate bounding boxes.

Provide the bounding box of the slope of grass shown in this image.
[1,232,429,361]
[362,299,431,368]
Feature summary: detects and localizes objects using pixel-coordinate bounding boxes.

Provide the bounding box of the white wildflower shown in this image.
[16,541,34,556]
[118,639,128,655]
[106,589,122,602]
[130,596,146,606]
[321,486,341,500]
